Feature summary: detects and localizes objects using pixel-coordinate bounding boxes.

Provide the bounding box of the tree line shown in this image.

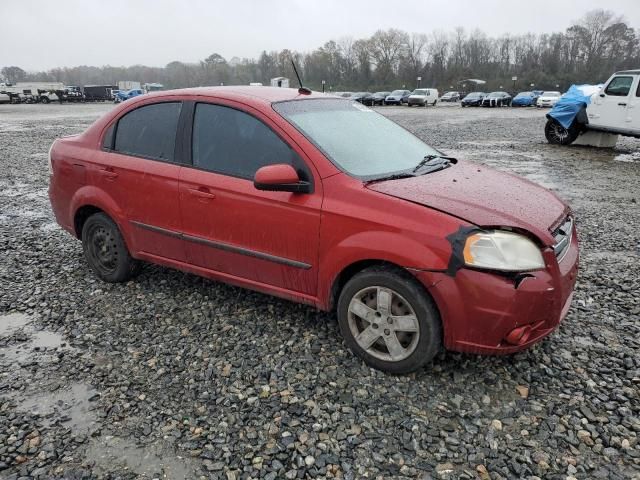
[2,9,638,93]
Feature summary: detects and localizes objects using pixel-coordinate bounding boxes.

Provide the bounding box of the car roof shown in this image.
[614,69,640,75]
[141,86,328,105]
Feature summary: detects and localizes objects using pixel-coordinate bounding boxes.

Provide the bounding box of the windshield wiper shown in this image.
[412,154,456,174]
[365,172,415,184]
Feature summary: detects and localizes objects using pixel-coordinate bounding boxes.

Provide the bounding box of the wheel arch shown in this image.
[327,259,434,312]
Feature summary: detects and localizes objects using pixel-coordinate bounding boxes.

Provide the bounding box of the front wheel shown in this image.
[337,266,442,374]
[545,119,580,145]
[82,213,141,282]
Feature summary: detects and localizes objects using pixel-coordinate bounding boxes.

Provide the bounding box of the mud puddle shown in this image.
[15,383,99,434]
[85,435,200,479]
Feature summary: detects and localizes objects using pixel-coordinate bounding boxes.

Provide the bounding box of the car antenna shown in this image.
[291,59,312,95]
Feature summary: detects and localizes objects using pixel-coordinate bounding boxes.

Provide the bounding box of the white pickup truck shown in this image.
[545,69,640,145]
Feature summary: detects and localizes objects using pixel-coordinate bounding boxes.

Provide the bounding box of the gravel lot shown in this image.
[0,102,639,480]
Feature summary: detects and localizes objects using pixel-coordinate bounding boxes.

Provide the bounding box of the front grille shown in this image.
[552,216,573,260]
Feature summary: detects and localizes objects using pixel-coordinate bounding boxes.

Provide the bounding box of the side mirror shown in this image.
[254,164,311,194]
[599,93,605,97]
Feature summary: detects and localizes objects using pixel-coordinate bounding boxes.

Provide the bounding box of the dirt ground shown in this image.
[0,102,639,479]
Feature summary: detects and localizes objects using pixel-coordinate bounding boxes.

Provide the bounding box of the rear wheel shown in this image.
[545,119,580,145]
[337,266,442,374]
[81,213,140,282]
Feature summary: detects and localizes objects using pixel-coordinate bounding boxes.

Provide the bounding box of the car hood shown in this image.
[366,160,568,245]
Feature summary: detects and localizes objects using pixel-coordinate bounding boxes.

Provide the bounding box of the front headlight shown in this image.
[463,231,545,272]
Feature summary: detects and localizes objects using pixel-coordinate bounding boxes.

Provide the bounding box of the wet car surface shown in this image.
[1,102,639,479]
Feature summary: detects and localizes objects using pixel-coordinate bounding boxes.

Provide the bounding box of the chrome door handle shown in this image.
[618,102,627,106]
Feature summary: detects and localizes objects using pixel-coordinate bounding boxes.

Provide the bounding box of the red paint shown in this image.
[48,86,579,355]
[254,164,300,185]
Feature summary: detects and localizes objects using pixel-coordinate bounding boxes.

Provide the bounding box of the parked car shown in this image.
[440,91,461,102]
[512,91,538,107]
[0,92,10,104]
[385,89,411,105]
[114,88,145,103]
[363,91,391,106]
[545,71,640,145]
[49,87,578,374]
[481,91,512,107]
[536,91,562,108]
[407,88,439,106]
[349,92,372,104]
[460,92,486,107]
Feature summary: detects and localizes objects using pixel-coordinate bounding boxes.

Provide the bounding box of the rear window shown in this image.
[114,102,182,162]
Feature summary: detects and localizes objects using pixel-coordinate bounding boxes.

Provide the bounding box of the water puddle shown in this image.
[0,312,31,335]
[85,436,200,479]
[17,383,98,432]
[0,313,73,367]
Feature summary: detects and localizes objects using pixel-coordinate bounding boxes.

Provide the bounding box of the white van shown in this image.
[407,88,439,107]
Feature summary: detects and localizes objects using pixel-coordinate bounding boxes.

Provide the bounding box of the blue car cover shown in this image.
[547,85,601,129]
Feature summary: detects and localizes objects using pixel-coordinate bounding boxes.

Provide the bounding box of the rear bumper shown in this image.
[414,228,579,355]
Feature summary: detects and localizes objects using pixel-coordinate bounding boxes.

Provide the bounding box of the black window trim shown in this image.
[101,100,187,165]
[184,100,314,191]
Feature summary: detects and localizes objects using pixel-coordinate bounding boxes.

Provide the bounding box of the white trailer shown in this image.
[118,81,141,91]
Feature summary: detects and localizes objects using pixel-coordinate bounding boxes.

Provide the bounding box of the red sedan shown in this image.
[48,87,578,373]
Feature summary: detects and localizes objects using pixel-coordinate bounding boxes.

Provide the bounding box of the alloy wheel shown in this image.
[347,286,420,362]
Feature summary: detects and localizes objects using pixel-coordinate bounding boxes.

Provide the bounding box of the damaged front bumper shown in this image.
[413,227,579,355]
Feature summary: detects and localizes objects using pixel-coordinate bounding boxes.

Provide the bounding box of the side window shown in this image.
[114,102,182,161]
[605,76,633,97]
[636,77,640,97]
[192,103,306,180]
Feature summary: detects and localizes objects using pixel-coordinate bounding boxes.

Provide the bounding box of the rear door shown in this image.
[98,100,187,261]
[589,75,634,130]
[178,100,322,295]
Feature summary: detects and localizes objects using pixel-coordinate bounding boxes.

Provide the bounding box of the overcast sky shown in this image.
[2,0,639,71]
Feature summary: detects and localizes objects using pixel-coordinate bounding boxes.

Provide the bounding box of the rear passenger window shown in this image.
[114,102,182,161]
[605,76,633,97]
[192,103,304,179]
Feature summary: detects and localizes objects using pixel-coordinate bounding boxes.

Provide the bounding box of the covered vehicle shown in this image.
[545,72,640,145]
[408,88,439,106]
[536,91,562,108]
[481,91,512,107]
[385,89,411,105]
[460,92,486,107]
[363,91,391,106]
[512,91,537,107]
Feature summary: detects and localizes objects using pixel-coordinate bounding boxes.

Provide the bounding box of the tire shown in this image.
[432,100,437,106]
[544,119,580,145]
[337,266,442,374]
[41,97,50,104]
[81,212,141,282]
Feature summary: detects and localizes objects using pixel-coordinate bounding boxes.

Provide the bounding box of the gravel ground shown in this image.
[0,102,639,480]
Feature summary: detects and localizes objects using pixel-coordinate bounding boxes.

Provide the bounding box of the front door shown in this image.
[179,101,322,295]
[624,75,640,134]
[588,75,635,130]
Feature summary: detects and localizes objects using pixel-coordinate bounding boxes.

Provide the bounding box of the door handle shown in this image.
[618,102,627,106]
[188,187,216,200]
[99,168,118,180]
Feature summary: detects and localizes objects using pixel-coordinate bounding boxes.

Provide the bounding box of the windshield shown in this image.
[465,92,481,98]
[515,92,532,98]
[273,99,440,179]
[412,89,427,95]
[543,91,561,97]
[390,90,405,95]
